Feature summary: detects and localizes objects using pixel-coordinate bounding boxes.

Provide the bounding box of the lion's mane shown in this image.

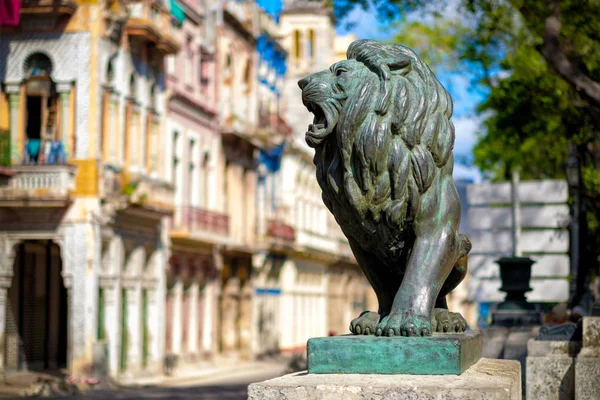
[314,40,455,256]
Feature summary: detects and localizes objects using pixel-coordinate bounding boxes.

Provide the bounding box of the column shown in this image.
[59,223,94,378]
[56,82,72,160]
[220,277,240,354]
[202,277,216,356]
[239,279,253,359]
[125,280,140,372]
[102,279,120,377]
[171,281,183,355]
[187,282,199,356]
[146,286,161,371]
[6,84,20,165]
[0,277,12,381]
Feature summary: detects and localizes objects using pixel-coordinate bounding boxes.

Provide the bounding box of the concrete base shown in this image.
[575,352,600,400]
[575,316,600,400]
[526,339,580,400]
[248,358,521,400]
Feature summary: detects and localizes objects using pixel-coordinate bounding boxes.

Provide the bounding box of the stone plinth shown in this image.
[575,317,600,400]
[248,358,521,400]
[526,339,581,400]
[307,331,481,375]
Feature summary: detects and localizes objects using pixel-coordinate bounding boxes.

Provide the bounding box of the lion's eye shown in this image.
[336,68,346,76]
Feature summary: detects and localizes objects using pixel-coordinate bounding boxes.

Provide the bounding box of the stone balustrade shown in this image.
[0,164,76,202]
[175,206,230,237]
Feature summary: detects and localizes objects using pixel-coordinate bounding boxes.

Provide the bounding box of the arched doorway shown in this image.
[5,240,68,373]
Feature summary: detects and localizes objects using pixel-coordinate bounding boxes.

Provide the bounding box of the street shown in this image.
[47,362,287,400]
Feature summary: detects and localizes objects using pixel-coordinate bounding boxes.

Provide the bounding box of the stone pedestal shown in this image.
[248,358,521,400]
[575,317,600,400]
[526,339,581,400]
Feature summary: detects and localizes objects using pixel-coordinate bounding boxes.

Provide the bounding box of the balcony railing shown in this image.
[266,218,295,241]
[257,113,293,137]
[175,206,230,237]
[0,164,77,205]
[20,0,78,16]
[126,0,182,54]
[129,175,175,214]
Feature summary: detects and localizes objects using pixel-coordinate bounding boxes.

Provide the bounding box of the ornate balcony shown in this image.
[127,175,175,216]
[171,206,231,244]
[267,218,295,241]
[256,113,293,139]
[126,0,182,55]
[0,164,77,207]
[20,0,78,17]
[101,166,175,217]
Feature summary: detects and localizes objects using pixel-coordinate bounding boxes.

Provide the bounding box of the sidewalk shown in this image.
[123,357,288,388]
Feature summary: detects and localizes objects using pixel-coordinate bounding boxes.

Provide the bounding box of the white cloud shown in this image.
[453,114,484,155]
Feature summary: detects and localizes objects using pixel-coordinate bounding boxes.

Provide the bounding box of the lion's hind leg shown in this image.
[433,234,470,333]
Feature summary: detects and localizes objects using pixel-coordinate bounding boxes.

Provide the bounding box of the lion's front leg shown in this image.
[376,172,462,337]
[376,226,459,337]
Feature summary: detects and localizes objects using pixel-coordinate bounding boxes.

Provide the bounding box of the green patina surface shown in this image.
[307,330,482,375]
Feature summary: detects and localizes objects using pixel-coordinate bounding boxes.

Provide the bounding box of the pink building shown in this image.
[164,0,227,373]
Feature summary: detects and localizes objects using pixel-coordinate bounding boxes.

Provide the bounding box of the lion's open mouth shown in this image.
[305,101,338,147]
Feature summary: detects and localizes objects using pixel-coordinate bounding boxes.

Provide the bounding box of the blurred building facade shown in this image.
[164,0,221,373]
[0,0,181,380]
[0,0,374,383]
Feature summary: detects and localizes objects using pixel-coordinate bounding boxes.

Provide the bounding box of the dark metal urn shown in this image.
[491,257,541,326]
[497,257,534,308]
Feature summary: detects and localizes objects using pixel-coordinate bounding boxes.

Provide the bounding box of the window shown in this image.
[294,30,301,59]
[106,60,115,85]
[129,74,136,99]
[200,57,210,94]
[167,55,175,74]
[189,139,196,205]
[23,52,52,78]
[184,36,193,84]
[150,84,157,110]
[172,131,180,184]
[226,53,232,70]
[308,29,315,59]
[202,152,210,208]
[244,59,252,90]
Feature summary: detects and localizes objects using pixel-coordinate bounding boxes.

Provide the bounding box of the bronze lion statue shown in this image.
[298,40,471,337]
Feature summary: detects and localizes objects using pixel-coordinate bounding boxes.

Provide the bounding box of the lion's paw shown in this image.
[432,308,468,333]
[349,311,380,335]
[375,312,432,337]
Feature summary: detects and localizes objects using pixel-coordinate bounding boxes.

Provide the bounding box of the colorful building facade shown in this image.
[164,0,222,373]
[0,0,377,383]
[0,0,181,380]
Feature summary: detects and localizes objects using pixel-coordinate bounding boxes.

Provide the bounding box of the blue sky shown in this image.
[257,0,484,181]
